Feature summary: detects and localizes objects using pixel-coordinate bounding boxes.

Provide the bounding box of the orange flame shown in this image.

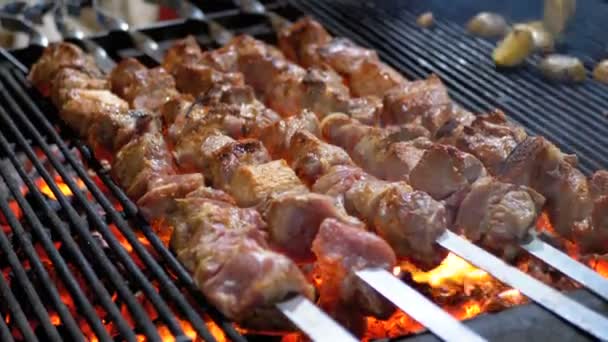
[36,176,85,200]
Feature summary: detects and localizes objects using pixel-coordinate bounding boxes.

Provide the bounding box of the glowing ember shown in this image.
[408,253,489,288]
[205,319,228,342]
[49,313,61,326]
[36,176,85,200]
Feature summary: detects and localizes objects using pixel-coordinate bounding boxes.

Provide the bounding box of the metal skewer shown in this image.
[439,230,608,340]
[0,12,48,47]
[233,0,292,32]
[521,236,608,302]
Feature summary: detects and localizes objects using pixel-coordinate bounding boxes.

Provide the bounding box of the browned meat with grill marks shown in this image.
[161,35,204,74]
[343,178,447,269]
[112,132,175,200]
[499,136,601,252]
[409,144,487,201]
[260,109,320,158]
[50,68,108,108]
[441,110,527,174]
[59,89,129,137]
[172,126,232,173]
[590,170,608,199]
[136,173,206,222]
[28,42,102,93]
[229,160,308,207]
[171,62,244,98]
[381,75,451,127]
[279,18,405,98]
[207,139,272,191]
[312,165,371,209]
[87,109,161,156]
[288,130,355,185]
[456,177,545,259]
[170,195,314,330]
[158,95,195,126]
[312,218,396,333]
[109,58,179,111]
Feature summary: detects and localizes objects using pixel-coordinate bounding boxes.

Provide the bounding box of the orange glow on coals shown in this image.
[36,176,85,200]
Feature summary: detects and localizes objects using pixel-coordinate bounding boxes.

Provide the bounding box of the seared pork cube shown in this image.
[456,177,545,260]
[288,130,355,185]
[348,58,406,99]
[312,218,396,320]
[87,109,161,155]
[172,63,244,97]
[449,110,527,174]
[173,126,233,173]
[345,179,447,269]
[500,137,593,243]
[60,89,129,136]
[380,75,451,126]
[321,113,375,155]
[409,144,487,200]
[312,165,370,209]
[278,16,332,66]
[28,42,101,93]
[260,109,320,158]
[162,36,204,74]
[158,95,194,126]
[264,191,362,262]
[170,196,314,330]
[136,173,205,222]
[229,160,308,207]
[109,58,148,99]
[207,139,272,190]
[112,133,175,200]
[50,68,108,108]
[590,170,608,199]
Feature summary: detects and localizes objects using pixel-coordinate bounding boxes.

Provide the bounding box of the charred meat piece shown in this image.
[50,68,108,108]
[312,218,396,332]
[162,35,204,74]
[171,63,244,98]
[60,89,129,137]
[28,42,102,93]
[112,132,175,200]
[456,177,545,260]
[109,58,179,111]
[288,130,355,185]
[207,139,272,191]
[500,136,593,244]
[136,173,206,222]
[229,159,308,207]
[344,178,447,269]
[260,109,320,158]
[170,195,314,330]
[312,165,370,209]
[381,75,451,126]
[590,170,608,199]
[264,192,362,262]
[443,110,527,174]
[278,16,332,66]
[172,125,233,173]
[87,109,162,156]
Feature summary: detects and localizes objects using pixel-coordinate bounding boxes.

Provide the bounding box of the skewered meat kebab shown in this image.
[26,43,324,332]
[278,18,608,255]
[29,43,400,336]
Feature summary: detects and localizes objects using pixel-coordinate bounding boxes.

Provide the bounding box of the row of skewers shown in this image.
[18,5,608,340]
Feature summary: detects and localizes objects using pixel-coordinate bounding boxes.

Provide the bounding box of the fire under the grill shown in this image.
[1,1,608,341]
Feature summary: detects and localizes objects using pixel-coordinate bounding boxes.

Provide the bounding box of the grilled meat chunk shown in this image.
[279,17,405,97]
[312,165,370,209]
[500,137,593,240]
[288,130,355,185]
[456,177,545,259]
[171,62,244,97]
[60,89,129,136]
[343,178,447,269]
[87,109,161,156]
[170,195,314,330]
[112,133,175,200]
[162,36,204,74]
[28,42,102,93]
[208,139,272,191]
[442,110,528,174]
[109,58,179,111]
[380,75,451,127]
[312,218,396,332]
[264,192,362,262]
[229,160,308,207]
[590,170,608,199]
[260,109,320,158]
[50,68,108,108]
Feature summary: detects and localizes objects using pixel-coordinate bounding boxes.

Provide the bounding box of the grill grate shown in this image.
[1,0,608,341]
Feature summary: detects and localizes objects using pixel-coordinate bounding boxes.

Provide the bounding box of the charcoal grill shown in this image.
[1,0,608,341]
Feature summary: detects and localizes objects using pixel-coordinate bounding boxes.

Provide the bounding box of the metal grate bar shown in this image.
[0,272,37,342]
[0,87,162,341]
[0,140,127,341]
[0,186,84,341]
[3,68,225,342]
[0,309,14,342]
[0,201,62,342]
